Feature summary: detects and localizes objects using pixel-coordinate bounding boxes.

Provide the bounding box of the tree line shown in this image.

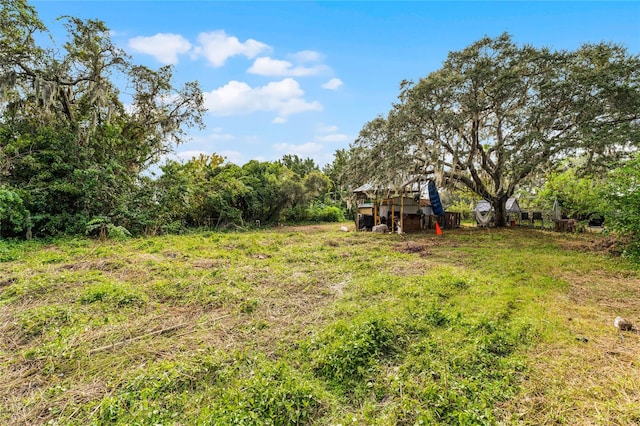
[2,1,639,261]
[0,0,348,238]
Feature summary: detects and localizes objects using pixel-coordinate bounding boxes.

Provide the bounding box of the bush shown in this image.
[280,206,309,223]
[85,216,131,240]
[601,155,640,261]
[281,205,345,223]
[0,186,31,237]
[308,205,344,222]
[160,220,187,235]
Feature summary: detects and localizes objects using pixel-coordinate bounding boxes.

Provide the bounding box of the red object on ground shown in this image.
[435,222,443,235]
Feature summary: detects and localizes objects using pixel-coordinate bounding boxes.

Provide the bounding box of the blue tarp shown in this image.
[428,181,445,216]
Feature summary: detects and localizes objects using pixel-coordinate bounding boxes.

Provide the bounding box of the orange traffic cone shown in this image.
[435,222,443,235]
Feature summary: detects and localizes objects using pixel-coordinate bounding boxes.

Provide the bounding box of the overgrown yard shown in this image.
[0,225,638,425]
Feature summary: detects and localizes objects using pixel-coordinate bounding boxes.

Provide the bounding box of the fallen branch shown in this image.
[88,314,231,355]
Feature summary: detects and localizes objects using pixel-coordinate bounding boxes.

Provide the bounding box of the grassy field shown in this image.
[0,224,638,425]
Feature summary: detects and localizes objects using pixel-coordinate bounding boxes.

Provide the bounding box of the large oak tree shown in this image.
[349,34,640,226]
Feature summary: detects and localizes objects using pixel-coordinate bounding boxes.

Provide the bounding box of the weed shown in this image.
[17,305,75,340]
[94,354,224,425]
[204,358,327,425]
[306,316,399,394]
[239,297,259,314]
[79,281,146,308]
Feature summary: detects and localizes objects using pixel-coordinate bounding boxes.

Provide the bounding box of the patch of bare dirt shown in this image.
[192,259,228,268]
[562,269,640,313]
[391,260,432,277]
[162,251,184,260]
[395,241,430,254]
[324,239,341,247]
[273,224,335,233]
[0,277,16,288]
[59,259,129,272]
[393,237,459,254]
[136,253,163,262]
[559,235,626,256]
[328,281,347,297]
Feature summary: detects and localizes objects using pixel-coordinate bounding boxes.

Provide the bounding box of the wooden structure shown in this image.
[554,219,576,233]
[353,177,459,233]
[355,194,422,232]
[517,211,546,227]
[421,211,460,230]
[531,211,545,228]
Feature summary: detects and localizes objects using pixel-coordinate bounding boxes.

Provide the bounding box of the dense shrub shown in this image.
[309,205,344,222]
[0,186,31,237]
[601,155,640,261]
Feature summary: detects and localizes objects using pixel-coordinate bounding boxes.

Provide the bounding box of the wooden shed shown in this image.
[353,177,459,233]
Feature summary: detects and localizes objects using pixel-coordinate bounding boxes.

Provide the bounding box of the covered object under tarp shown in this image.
[474,198,521,214]
[474,198,521,226]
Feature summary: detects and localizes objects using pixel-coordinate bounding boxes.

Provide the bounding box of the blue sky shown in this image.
[32,1,640,168]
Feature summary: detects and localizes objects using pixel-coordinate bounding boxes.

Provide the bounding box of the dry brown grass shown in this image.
[497,231,640,425]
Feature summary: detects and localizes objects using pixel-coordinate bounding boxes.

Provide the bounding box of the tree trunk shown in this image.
[492,197,509,227]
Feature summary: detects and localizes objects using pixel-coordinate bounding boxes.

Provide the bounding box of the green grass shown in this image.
[0,224,638,425]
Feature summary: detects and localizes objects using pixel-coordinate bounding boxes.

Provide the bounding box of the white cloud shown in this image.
[242,135,262,144]
[322,78,343,90]
[248,57,328,77]
[277,96,323,117]
[109,29,127,38]
[204,78,322,122]
[317,124,339,133]
[315,124,349,142]
[316,133,349,143]
[219,150,244,165]
[273,142,324,156]
[290,50,323,63]
[208,132,234,142]
[193,30,270,67]
[187,129,235,145]
[128,33,192,64]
